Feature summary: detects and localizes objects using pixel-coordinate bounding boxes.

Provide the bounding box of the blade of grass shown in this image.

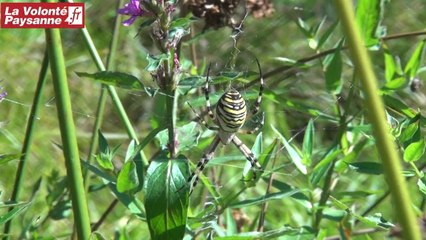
[333,1,422,239]
[83,0,124,190]
[44,8,91,238]
[2,51,49,239]
[69,1,148,165]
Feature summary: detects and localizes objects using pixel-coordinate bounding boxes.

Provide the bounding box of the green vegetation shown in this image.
[1,0,426,239]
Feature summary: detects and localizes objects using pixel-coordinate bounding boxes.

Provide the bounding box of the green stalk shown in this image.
[84,0,124,191]
[333,1,422,239]
[79,27,148,166]
[45,22,91,239]
[165,89,178,158]
[2,51,49,240]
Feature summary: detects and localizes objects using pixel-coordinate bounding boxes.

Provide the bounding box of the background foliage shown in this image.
[1,0,426,239]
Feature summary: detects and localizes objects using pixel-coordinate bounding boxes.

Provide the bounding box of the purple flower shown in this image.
[118,0,144,26]
[0,90,7,102]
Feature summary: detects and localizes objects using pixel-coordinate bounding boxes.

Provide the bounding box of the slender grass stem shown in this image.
[2,51,49,240]
[44,16,91,239]
[333,1,422,239]
[84,0,125,191]
[79,26,148,166]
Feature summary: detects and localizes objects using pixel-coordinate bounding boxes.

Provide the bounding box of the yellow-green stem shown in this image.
[2,51,49,240]
[334,1,422,239]
[44,13,91,240]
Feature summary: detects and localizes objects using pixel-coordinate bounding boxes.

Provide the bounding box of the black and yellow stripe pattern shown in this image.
[216,89,247,132]
[187,58,265,194]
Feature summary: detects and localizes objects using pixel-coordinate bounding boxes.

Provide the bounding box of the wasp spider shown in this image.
[187,59,264,193]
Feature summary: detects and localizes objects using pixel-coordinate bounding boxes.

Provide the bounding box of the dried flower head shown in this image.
[187,0,241,29]
[187,0,274,29]
[247,0,275,18]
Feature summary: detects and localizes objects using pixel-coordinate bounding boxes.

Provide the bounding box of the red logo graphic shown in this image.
[1,2,84,28]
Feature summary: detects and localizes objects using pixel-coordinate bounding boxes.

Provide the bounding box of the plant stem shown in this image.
[91,199,119,232]
[313,150,337,231]
[165,89,178,158]
[79,27,148,166]
[44,19,91,239]
[242,30,426,90]
[333,1,422,239]
[257,143,279,232]
[2,51,49,240]
[84,0,124,191]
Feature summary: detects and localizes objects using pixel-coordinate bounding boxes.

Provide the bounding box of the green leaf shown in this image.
[334,190,373,199]
[214,226,315,239]
[146,54,169,72]
[168,27,190,44]
[81,160,116,183]
[0,202,30,224]
[76,71,143,90]
[0,154,21,165]
[400,121,420,143]
[273,57,298,65]
[177,76,205,95]
[336,138,370,172]
[310,147,341,186]
[361,214,394,229]
[271,180,309,201]
[117,160,139,193]
[383,95,418,118]
[403,139,425,162]
[272,125,307,174]
[81,161,145,218]
[355,0,385,48]
[125,140,138,162]
[296,18,312,38]
[330,197,394,229]
[404,40,426,80]
[324,41,343,93]
[317,20,339,49]
[382,77,407,90]
[230,189,300,208]
[169,16,192,29]
[49,199,72,220]
[96,130,115,170]
[302,119,314,166]
[323,208,347,222]
[417,176,426,196]
[384,45,396,82]
[225,208,237,235]
[243,132,263,184]
[144,152,189,240]
[156,122,202,152]
[348,162,383,175]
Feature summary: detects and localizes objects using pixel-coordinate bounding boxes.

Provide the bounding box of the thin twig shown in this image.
[91,199,119,232]
[257,142,280,232]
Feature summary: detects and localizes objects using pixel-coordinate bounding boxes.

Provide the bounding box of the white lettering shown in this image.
[4,16,14,24]
[4,7,19,15]
[23,7,64,16]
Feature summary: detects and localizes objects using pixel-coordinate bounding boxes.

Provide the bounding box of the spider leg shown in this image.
[187,102,219,131]
[187,135,221,194]
[204,63,216,120]
[252,58,264,115]
[239,112,265,135]
[231,135,263,180]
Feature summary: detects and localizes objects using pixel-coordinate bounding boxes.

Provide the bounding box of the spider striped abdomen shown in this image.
[216,89,247,133]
